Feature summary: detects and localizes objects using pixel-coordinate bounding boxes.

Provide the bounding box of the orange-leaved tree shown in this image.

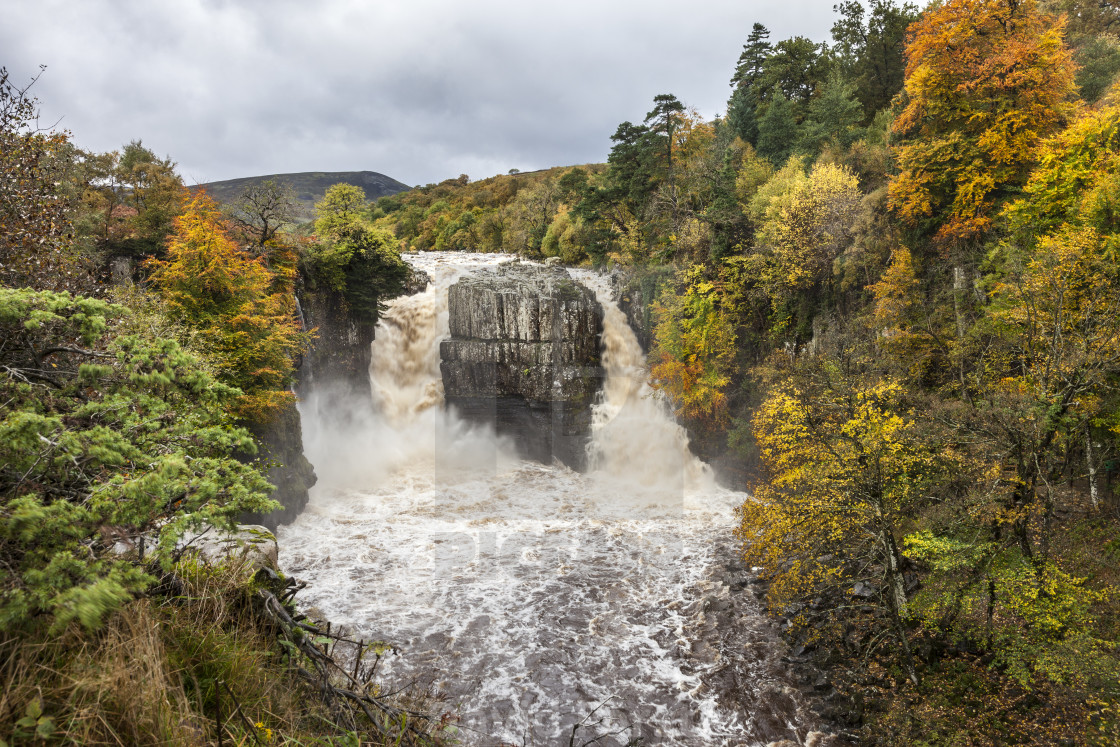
[889,0,1078,253]
[146,190,310,422]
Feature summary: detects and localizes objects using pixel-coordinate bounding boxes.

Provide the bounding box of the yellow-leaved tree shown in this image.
[738,374,941,684]
[649,266,739,428]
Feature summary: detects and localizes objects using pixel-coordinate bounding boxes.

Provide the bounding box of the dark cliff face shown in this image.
[247,267,428,528]
[440,263,604,470]
[298,266,430,420]
[298,284,378,423]
[242,404,317,530]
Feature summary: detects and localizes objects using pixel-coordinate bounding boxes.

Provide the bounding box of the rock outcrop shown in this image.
[298,265,429,423]
[441,264,603,469]
[241,404,317,529]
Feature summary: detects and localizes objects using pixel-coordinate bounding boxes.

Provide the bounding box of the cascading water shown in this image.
[280,252,831,746]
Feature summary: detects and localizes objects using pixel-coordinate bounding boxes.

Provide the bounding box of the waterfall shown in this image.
[576,271,713,498]
[280,253,831,747]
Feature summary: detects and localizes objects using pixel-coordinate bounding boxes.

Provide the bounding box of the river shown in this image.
[278,252,830,746]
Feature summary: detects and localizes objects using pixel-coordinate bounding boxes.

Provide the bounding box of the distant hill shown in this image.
[195,170,412,222]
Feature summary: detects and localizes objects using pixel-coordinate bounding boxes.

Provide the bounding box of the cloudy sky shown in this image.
[5,0,839,187]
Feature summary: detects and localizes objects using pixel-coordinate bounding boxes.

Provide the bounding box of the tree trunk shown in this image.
[881,525,920,685]
[1087,428,1101,510]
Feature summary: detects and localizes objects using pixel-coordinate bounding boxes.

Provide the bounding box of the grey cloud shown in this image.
[5,0,838,186]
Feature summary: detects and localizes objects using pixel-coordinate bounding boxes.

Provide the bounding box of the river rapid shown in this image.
[278,252,830,746]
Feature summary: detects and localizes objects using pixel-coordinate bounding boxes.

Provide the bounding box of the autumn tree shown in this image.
[146,190,309,422]
[889,0,1078,253]
[229,178,298,251]
[0,67,89,292]
[649,266,738,428]
[738,372,938,684]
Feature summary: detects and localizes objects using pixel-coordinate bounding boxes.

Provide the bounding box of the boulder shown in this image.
[441,264,603,469]
[179,525,279,573]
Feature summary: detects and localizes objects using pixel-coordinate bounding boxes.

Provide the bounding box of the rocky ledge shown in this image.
[440,263,603,469]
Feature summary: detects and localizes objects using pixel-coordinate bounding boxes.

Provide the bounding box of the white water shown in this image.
[280,253,826,746]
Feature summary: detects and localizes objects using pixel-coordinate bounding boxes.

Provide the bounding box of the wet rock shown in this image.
[241,401,316,529]
[441,263,604,469]
[851,581,876,598]
[404,266,431,295]
[181,524,278,573]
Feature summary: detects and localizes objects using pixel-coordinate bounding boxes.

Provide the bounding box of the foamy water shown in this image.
[279,252,826,746]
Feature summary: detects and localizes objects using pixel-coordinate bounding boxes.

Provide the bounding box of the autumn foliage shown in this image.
[889,0,1078,250]
[146,190,310,422]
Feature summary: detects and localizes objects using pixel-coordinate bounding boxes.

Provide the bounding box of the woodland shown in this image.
[3,0,1120,743]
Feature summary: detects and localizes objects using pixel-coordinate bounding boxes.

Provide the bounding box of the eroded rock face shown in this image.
[441,264,603,469]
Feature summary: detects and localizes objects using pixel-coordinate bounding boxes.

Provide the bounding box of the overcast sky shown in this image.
[5,0,840,187]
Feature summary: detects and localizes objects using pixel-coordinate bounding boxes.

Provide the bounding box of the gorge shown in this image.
[278,252,834,746]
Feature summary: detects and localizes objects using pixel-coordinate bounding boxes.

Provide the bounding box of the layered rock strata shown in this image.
[440,264,603,469]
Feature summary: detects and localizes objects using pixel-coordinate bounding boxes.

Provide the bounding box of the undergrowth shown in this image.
[0,554,452,746]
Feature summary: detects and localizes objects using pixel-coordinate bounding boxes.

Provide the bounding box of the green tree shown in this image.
[308,183,408,323]
[730,23,773,90]
[644,93,686,179]
[830,0,919,116]
[798,72,864,152]
[756,92,798,166]
[0,288,276,631]
[757,36,831,111]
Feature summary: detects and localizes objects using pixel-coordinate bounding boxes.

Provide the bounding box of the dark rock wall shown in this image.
[441,264,603,469]
[242,403,317,530]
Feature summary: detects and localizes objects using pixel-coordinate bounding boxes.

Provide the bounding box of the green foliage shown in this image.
[306,183,409,323]
[1074,34,1120,103]
[755,93,798,166]
[798,73,864,153]
[649,267,738,427]
[0,288,277,632]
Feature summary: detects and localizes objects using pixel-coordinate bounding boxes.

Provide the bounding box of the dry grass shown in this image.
[0,555,449,746]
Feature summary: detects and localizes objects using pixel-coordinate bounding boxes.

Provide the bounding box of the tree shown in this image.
[146,190,309,422]
[229,178,298,251]
[308,183,408,324]
[756,91,798,165]
[738,373,936,684]
[1005,103,1120,241]
[644,93,686,179]
[727,85,761,145]
[0,288,276,631]
[830,0,919,116]
[889,0,1078,252]
[731,23,773,90]
[755,161,862,293]
[898,226,1120,685]
[798,72,865,152]
[650,266,738,427]
[113,141,183,256]
[757,36,831,111]
[0,67,89,292]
